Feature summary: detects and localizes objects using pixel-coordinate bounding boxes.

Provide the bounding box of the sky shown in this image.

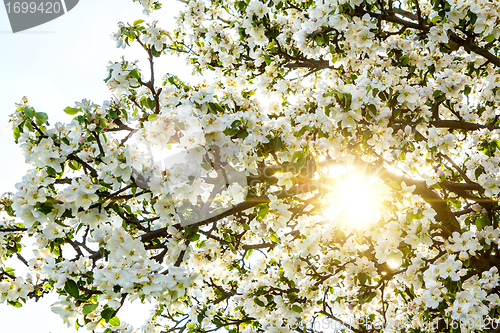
[0,1,190,331]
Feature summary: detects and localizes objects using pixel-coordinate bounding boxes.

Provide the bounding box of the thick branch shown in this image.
[431,119,498,131]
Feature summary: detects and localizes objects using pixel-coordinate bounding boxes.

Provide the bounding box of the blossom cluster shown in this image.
[2,0,500,332]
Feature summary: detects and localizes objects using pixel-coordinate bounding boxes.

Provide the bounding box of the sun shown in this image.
[323,173,388,230]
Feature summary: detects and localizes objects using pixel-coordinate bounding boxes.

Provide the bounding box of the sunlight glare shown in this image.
[324,174,388,229]
[387,259,401,269]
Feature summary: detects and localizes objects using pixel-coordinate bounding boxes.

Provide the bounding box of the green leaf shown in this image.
[469,12,477,24]
[24,120,33,132]
[399,55,410,66]
[99,247,108,258]
[264,55,271,66]
[475,166,484,179]
[449,198,461,209]
[292,305,303,313]
[35,112,48,126]
[24,107,35,118]
[82,303,98,315]
[237,129,249,139]
[296,126,310,137]
[13,126,20,143]
[104,69,112,83]
[45,166,57,177]
[64,107,81,115]
[291,150,303,163]
[188,233,200,242]
[133,19,144,26]
[64,279,79,298]
[365,291,377,303]
[212,317,223,326]
[432,89,443,99]
[393,108,401,118]
[367,104,377,115]
[475,215,490,231]
[484,34,496,43]
[463,85,471,96]
[253,297,265,307]
[297,156,306,171]
[257,207,269,221]
[341,93,352,110]
[270,233,280,243]
[224,127,239,136]
[68,160,81,171]
[109,109,119,119]
[206,102,224,114]
[433,90,446,103]
[271,138,282,151]
[387,180,401,190]
[315,34,325,46]
[101,307,114,321]
[358,272,369,285]
[151,48,162,57]
[37,200,54,214]
[109,316,121,326]
[129,69,141,80]
[324,105,331,117]
[8,300,23,308]
[223,233,232,242]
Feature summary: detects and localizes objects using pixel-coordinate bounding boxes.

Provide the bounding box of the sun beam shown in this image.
[324,173,388,230]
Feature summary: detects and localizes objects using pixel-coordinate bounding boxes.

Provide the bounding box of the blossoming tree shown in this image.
[2,0,500,332]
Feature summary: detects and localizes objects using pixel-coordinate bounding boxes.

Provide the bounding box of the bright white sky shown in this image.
[0,1,190,331]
